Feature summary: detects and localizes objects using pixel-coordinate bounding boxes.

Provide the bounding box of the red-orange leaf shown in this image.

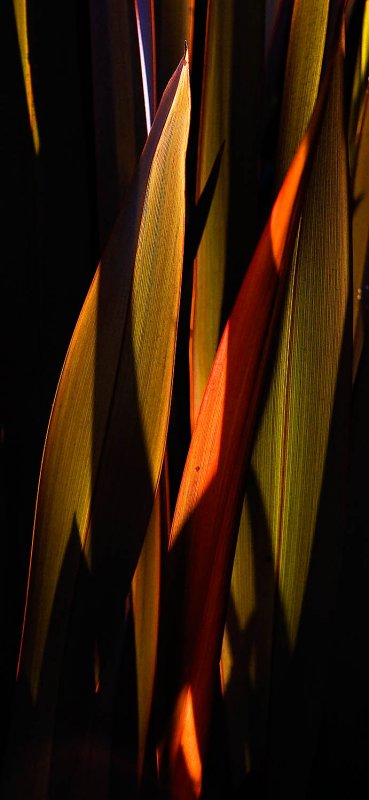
[158,61,333,799]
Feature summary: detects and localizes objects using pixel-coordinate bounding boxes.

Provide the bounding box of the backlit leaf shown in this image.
[11,0,39,152]
[190,0,265,425]
[158,70,329,798]
[8,54,190,799]
[134,0,157,131]
[224,19,351,794]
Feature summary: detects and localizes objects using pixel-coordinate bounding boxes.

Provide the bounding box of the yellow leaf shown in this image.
[10,54,190,799]
[12,0,40,153]
[190,0,265,425]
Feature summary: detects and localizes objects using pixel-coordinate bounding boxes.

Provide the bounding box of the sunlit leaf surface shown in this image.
[190,0,264,425]
[10,55,190,799]
[223,19,350,794]
[222,0,331,782]
[158,80,328,798]
[12,0,39,153]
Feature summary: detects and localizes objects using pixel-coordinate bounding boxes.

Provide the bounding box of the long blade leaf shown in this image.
[8,54,190,799]
[158,67,330,797]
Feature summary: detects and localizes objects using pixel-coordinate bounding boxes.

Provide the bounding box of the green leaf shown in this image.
[190,0,265,425]
[223,23,351,793]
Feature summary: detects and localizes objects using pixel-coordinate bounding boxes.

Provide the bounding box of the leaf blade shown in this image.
[12,54,190,798]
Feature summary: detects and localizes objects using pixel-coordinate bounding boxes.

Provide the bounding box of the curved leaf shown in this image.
[158,68,329,798]
[9,54,190,799]
[224,20,351,795]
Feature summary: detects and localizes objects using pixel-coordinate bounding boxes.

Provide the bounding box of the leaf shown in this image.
[190,0,265,425]
[11,0,39,152]
[158,62,330,798]
[353,86,369,379]
[275,0,330,185]
[156,0,195,98]
[8,54,190,799]
[134,0,157,131]
[132,462,170,782]
[348,0,369,168]
[224,19,351,795]
[89,0,147,249]
[222,0,331,782]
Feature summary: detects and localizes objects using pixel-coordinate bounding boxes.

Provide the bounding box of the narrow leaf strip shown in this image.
[134,0,157,132]
[353,84,369,378]
[89,0,146,248]
[348,0,369,167]
[159,65,330,799]
[275,0,330,185]
[132,483,162,782]
[11,0,40,153]
[10,56,190,799]
[190,0,265,425]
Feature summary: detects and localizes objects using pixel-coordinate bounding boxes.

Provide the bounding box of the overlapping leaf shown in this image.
[352,82,369,378]
[134,0,157,131]
[222,0,331,782]
[158,68,330,798]
[223,10,351,795]
[7,54,190,799]
[89,0,147,249]
[190,0,265,425]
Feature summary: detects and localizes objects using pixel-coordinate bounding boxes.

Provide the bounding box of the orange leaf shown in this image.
[158,60,333,799]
